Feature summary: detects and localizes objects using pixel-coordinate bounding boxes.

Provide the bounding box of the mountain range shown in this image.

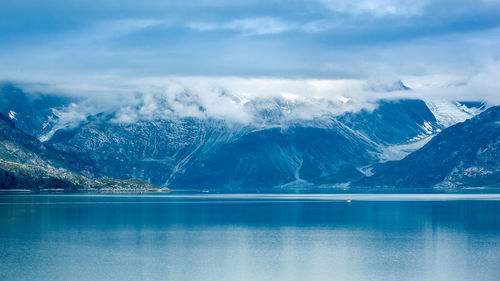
[357,105,499,189]
[0,82,497,191]
[0,91,160,192]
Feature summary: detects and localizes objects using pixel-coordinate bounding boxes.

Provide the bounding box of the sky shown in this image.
[1,0,500,104]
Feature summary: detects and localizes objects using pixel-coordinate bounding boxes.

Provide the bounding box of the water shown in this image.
[0,194,499,281]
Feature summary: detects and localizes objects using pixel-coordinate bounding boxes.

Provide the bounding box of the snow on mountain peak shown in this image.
[425,100,485,128]
[8,110,17,120]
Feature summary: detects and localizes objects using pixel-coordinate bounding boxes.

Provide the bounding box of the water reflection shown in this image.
[0,195,499,280]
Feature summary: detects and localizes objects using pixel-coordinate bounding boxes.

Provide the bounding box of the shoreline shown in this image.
[0,188,170,194]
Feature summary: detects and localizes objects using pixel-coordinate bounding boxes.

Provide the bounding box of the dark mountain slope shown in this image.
[338,99,440,145]
[2,84,465,190]
[169,124,378,190]
[0,83,73,138]
[43,99,443,189]
[357,106,500,189]
[0,113,159,191]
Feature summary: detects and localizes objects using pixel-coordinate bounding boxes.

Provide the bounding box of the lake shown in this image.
[0,194,499,281]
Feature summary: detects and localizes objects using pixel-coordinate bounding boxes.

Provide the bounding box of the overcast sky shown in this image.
[1,0,500,102]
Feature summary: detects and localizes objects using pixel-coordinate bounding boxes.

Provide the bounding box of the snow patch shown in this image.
[8,110,17,120]
[417,120,435,135]
[379,136,434,162]
[425,100,483,128]
[358,166,374,176]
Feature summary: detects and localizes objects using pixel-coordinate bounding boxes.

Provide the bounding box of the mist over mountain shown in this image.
[1,82,494,190]
[0,83,73,139]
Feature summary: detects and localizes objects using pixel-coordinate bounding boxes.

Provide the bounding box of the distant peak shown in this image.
[364,80,411,93]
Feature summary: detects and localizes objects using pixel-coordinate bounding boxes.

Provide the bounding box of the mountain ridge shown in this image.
[1,83,495,191]
[356,106,500,189]
[0,112,161,192]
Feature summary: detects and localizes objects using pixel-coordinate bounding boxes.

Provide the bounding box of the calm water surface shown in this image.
[0,194,499,281]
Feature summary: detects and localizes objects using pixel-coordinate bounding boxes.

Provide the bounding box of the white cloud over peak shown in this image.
[9,59,500,133]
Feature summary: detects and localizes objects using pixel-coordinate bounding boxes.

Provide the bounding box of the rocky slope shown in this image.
[1,82,490,190]
[0,113,160,192]
[356,106,500,189]
[0,83,73,139]
[43,99,443,189]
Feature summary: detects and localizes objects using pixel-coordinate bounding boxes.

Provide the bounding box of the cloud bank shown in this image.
[11,61,497,130]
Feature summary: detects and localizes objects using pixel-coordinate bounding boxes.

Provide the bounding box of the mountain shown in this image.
[0,113,160,192]
[0,83,74,139]
[43,98,443,189]
[169,100,443,189]
[0,83,489,190]
[337,99,441,145]
[356,106,500,189]
[169,124,377,190]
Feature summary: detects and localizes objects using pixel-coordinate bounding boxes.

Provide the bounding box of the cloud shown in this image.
[5,54,499,139]
[59,18,166,47]
[404,61,500,105]
[318,0,428,17]
[187,17,295,36]
[224,18,294,35]
[187,17,343,35]
[104,77,371,125]
[300,20,339,33]
[14,63,499,129]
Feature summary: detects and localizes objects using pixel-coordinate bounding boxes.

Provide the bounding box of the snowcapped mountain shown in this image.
[0,82,490,190]
[425,100,486,127]
[357,106,500,189]
[0,83,73,139]
[39,96,448,189]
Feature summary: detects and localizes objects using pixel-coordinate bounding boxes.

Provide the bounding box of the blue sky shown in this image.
[1,0,500,101]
